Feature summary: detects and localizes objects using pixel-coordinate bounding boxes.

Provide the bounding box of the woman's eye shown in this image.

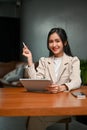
[49,40,53,43]
[55,39,59,42]
[49,39,60,43]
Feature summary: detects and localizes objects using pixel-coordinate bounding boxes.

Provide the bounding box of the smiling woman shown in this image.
[22,27,81,130]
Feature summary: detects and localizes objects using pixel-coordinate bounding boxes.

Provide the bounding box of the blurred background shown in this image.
[0,0,87,130]
[0,0,87,62]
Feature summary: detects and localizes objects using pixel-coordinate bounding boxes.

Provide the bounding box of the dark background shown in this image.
[0,17,20,62]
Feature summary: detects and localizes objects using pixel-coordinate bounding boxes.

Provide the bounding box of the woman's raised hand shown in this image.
[22,42,33,66]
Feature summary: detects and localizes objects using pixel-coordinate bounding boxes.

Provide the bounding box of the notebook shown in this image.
[20,78,52,91]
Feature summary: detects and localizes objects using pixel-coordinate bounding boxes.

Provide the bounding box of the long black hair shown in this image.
[47,27,73,57]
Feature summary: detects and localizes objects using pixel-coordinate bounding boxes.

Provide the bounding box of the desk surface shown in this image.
[0,86,87,116]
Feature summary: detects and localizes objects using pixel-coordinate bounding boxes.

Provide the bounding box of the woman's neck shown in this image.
[54,52,64,58]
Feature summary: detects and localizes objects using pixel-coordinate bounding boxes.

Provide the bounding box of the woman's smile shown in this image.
[52,46,60,51]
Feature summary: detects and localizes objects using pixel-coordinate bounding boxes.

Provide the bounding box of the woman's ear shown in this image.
[64,41,68,46]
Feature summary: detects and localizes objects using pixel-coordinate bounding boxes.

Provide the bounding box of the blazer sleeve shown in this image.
[26,57,46,79]
[65,57,82,91]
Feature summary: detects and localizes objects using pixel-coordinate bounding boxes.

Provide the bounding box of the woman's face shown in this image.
[48,32,64,57]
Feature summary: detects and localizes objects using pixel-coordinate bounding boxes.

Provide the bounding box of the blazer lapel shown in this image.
[47,57,56,83]
[46,53,69,83]
[57,53,69,82]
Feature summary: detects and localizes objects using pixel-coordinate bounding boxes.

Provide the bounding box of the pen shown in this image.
[23,42,26,47]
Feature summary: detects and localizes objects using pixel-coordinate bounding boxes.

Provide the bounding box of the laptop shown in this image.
[20,78,52,91]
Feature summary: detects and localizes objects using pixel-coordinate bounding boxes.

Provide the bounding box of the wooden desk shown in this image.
[0,86,87,116]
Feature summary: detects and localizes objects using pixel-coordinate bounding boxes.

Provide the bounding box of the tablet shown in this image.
[20,78,52,91]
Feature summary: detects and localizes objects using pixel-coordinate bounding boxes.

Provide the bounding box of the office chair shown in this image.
[26,117,71,130]
[56,117,72,130]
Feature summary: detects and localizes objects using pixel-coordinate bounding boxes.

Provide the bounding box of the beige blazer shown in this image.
[27,53,81,91]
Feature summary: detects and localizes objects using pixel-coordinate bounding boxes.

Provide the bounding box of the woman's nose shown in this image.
[53,41,57,47]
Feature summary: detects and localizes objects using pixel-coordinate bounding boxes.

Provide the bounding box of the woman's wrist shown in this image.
[27,57,33,67]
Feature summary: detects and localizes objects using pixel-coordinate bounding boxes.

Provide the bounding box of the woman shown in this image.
[23,27,81,130]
